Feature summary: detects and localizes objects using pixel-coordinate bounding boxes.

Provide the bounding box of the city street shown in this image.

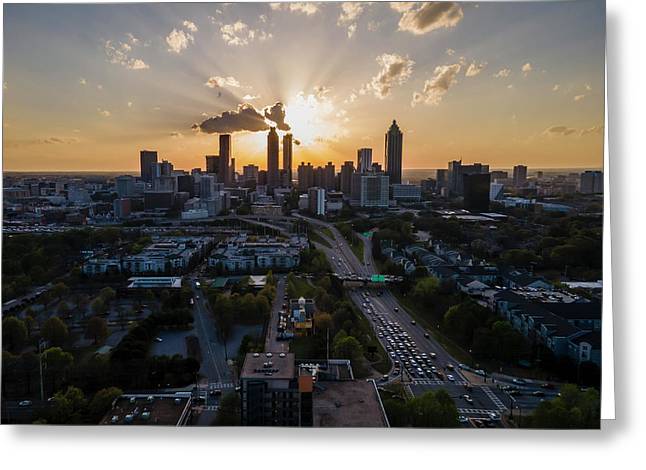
[265,275,288,352]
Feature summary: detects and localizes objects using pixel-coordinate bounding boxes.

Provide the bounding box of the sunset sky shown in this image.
[2,1,605,172]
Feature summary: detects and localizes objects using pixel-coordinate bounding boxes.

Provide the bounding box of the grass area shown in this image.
[321,227,334,240]
[309,230,332,248]
[350,238,364,262]
[393,291,473,365]
[287,275,316,298]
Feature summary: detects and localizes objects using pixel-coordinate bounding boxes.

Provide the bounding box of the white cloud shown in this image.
[104,39,150,70]
[392,2,464,35]
[446,48,455,56]
[96,84,103,91]
[170,131,184,139]
[585,83,592,91]
[97,108,111,117]
[465,61,486,77]
[338,2,366,38]
[127,101,133,108]
[166,28,194,53]
[79,78,87,86]
[493,68,511,78]
[242,94,260,101]
[574,94,586,102]
[183,20,198,32]
[552,84,560,91]
[220,21,272,46]
[363,53,415,99]
[271,2,319,15]
[544,125,603,137]
[521,62,533,76]
[411,63,461,106]
[205,75,242,89]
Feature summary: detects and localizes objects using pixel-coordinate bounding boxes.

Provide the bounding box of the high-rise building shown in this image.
[513,165,528,187]
[580,171,603,194]
[205,155,219,174]
[448,160,489,195]
[357,148,373,173]
[323,162,336,190]
[490,182,505,201]
[463,173,491,212]
[240,352,313,427]
[267,127,280,191]
[283,133,293,186]
[391,184,421,203]
[200,174,217,200]
[384,120,403,185]
[340,161,354,196]
[351,172,390,208]
[160,160,173,177]
[219,134,231,185]
[436,169,448,190]
[490,170,509,182]
[177,174,194,197]
[140,150,158,183]
[154,175,177,193]
[115,175,136,198]
[297,163,314,191]
[308,187,326,216]
[230,157,236,185]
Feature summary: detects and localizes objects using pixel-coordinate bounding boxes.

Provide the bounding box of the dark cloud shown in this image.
[193,102,290,134]
[263,102,290,131]
[393,2,464,35]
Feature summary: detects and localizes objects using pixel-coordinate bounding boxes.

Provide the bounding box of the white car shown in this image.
[447,374,455,382]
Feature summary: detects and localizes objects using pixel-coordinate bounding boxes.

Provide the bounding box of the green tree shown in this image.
[91,297,107,316]
[2,316,28,353]
[333,335,363,363]
[48,386,87,424]
[528,384,600,429]
[407,389,459,428]
[214,392,241,426]
[412,276,440,305]
[85,316,109,344]
[87,387,123,422]
[41,316,69,347]
[51,282,70,302]
[99,287,117,303]
[42,347,74,392]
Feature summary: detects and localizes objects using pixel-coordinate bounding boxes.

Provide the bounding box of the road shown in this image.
[265,275,289,352]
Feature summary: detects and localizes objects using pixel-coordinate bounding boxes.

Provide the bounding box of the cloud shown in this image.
[493,68,511,78]
[552,84,560,91]
[392,2,464,35]
[446,48,455,56]
[170,131,184,139]
[97,108,111,117]
[193,102,289,134]
[574,94,586,102]
[242,94,260,100]
[313,85,332,100]
[104,39,150,70]
[96,84,103,91]
[363,53,414,99]
[338,2,367,38]
[127,101,133,108]
[166,28,194,53]
[411,63,461,106]
[205,75,242,89]
[264,102,291,131]
[580,125,603,136]
[465,61,486,77]
[270,3,320,15]
[521,62,533,76]
[544,125,604,137]
[79,78,87,86]
[585,83,592,91]
[183,20,198,32]
[220,21,272,46]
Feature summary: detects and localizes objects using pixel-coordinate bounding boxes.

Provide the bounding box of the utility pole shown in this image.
[38,339,45,402]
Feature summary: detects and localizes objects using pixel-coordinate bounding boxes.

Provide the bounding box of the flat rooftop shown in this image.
[100,394,191,426]
[313,380,388,428]
[241,352,295,380]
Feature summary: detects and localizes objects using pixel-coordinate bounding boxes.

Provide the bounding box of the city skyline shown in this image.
[3,2,605,172]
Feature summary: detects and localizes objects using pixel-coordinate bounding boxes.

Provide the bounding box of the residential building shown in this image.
[308,187,326,216]
[351,172,389,208]
[339,161,354,196]
[218,134,231,185]
[513,165,528,187]
[297,162,314,191]
[115,175,136,197]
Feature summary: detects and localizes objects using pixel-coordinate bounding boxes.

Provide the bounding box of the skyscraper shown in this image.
[580,170,603,194]
[463,173,491,212]
[160,160,173,176]
[230,157,236,185]
[384,120,403,185]
[340,161,354,196]
[324,162,336,190]
[267,127,280,191]
[219,134,231,185]
[513,165,528,187]
[297,162,314,191]
[283,133,293,186]
[140,150,158,183]
[205,155,219,174]
[357,148,373,173]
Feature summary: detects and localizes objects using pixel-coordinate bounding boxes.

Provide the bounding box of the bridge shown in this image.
[331,273,404,284]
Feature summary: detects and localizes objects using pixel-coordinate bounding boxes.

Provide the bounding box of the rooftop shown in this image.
[313,380,388,428]
[100,393,191,426]
[240,352,296,380]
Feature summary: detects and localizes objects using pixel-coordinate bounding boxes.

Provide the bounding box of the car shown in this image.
[381,375,389,381]
[424,332,430,339]
[532,390,545,397]
[189,298,194,305]
[458,415,469,424]
[154,337,163,343]
[508,390,522,397]
[446,364,455,371]
[195,281,201,288]
[394,307,399,312]
[489,412,501,421]
[209,389,222,396]
[429,352,437,359]
[410,320,416,325]
[512,378,527,385]
[18,400,32,407]
[447,374,455,382]
[463,395,474,404]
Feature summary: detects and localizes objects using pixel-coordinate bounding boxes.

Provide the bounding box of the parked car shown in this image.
[18,400,32,407]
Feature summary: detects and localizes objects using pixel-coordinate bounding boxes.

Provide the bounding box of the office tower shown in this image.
[243,164,259,183]
[580,171,603,194]
[154,175,177,193]
[357,148,373,173]
[384,120,403,185]
[448,160,489,195]
[229,157,236,185]
[513,165,528,187]
[219,134,231,185]
[297,162,314,191]
[490,182,504,201]
[115,175,136,198]
[177,174,194,197]
[323,162,336,191]
[351,172,390,208]
[200,174,216,199]
[391,184,421,202]
[143,191,175,210]
[240,352,313,426]
[267,127,280,191]
[490,170,509,181]
[340,161,354,196]
[463,173,491,212]
[258,170,268,186]
[313,166,324,188]
[206,155,219,174]
[140,150,158,183]
[308,187,326,216]
[160,160,173,176]
[283,133,293,186]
